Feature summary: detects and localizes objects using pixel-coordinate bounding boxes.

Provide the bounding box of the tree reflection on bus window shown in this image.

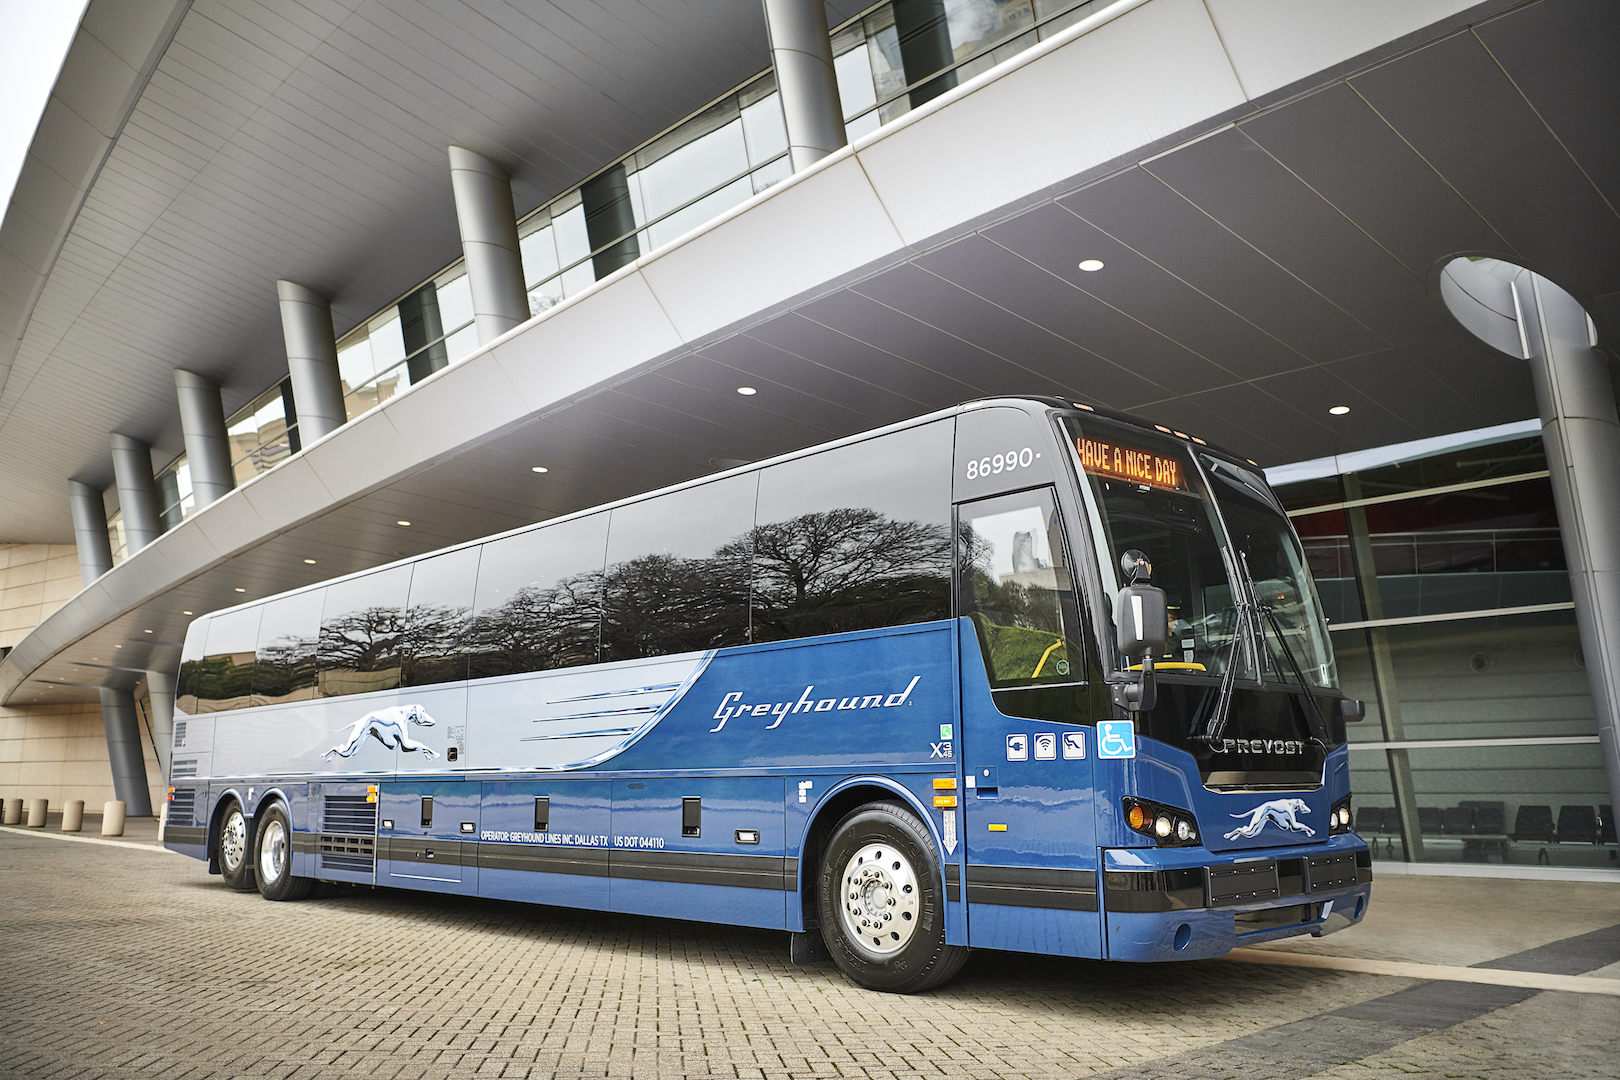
[465,514,607,678]
[751,421,953,641]
[601,473,756,661]
[317,565,411,697]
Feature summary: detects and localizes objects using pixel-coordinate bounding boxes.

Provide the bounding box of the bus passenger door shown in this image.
[955,485,1103,958]
[477,780,610,909]
[378,780,479,896]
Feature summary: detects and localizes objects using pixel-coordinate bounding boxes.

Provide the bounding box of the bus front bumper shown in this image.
[1100,834,1373,962]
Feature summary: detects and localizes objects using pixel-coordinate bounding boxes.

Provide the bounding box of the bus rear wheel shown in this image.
[255,802,313,901]
[817,801,968,993]
[217,799,256,891]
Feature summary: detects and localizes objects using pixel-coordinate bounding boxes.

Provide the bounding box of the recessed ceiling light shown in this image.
[1078,259,1105,272]
[304,558,317,564]
[396,520,411,526]
[1329,405,1351,415]
[736,386,757,396]
[182,610,192,615]
[234,587,245,592]
[143,629,153,633]
[530,466,549,473]
[115,644,122,649]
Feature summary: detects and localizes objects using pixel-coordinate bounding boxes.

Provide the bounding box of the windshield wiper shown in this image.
[1239,551,1331,747]
[1192,550,1260,746]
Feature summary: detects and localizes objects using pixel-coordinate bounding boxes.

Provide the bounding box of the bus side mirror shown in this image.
[1112,579,1168,715]
[1115,583,1168,658]
[1337,697,1365,722]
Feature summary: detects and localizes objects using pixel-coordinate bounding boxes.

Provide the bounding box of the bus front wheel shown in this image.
[817,801,968,993]
[255,802,313,902]
[217,799,255,892]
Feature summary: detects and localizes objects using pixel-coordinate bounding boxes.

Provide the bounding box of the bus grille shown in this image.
[324,795,377,834]
[167,788,196,826]
[318,833,376,873]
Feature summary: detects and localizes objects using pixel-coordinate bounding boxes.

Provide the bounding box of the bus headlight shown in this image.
[1330,795,1353,835]
[1123,797,1201,847]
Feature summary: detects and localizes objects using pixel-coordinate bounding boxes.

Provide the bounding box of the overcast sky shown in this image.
[0,0,89,214]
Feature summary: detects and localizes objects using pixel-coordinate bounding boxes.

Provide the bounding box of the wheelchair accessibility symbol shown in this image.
[1097,720,1136,759]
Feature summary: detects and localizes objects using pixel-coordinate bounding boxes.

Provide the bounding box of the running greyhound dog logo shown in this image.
[323,704,438,760]
[1224,798,1315,840]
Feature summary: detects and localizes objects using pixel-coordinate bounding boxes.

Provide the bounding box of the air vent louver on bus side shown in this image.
[320,794,377,873]
[167,788,197,826]
[170,758,199,778]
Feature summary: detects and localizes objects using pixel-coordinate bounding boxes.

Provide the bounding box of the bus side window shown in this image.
[317,565,411,697]
[751,420,953,644]
[466,513,608,679]
[194,607,261,712]
[601,472,756,662]
[176,616,209,715]
[251,589,325,705]
[956,488,1085,687]
[400,546,479,687]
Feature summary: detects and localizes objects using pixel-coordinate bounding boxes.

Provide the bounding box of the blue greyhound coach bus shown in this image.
[164,396,1370,992]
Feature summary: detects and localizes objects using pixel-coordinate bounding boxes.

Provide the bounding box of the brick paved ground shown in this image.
[1,830,1615,1080]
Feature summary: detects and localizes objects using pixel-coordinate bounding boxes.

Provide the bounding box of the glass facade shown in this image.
[205,0,1111,505]
[1275,429,1612,871]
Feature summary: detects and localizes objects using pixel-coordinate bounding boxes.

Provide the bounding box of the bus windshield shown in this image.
[1200,454,1337,689]
[1063,417,1336,689]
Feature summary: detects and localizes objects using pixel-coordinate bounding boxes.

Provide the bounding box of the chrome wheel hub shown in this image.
[258,819,286,883]
[838,842,921,955]
[220,810,247,873]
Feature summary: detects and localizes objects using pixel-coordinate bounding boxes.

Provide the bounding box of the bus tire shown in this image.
[217,799,256,892]
[817,800,968,993]
[254,802,313,902]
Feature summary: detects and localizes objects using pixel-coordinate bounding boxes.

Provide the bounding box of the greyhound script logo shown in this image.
[324,704,438,760]
[1224,798,1315,841]
[710,676,921,733]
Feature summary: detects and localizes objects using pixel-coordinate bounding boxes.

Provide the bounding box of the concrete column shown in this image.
[276,280,347,443]
[68,480,113,585]
[174,370,235,508]
[762,0,847,171]
[146,669,176,781]
[110,434,162,551]
[99,687,152,817]
[893,0,958,108]
[581,166,641,280]
[448,146,529,343]
[1514,271,1620,818]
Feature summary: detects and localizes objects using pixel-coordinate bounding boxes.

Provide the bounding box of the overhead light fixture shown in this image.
[115,644,122,649]
[143,629,153,634]
[1329,405,1351,416]
[736,386,757,396]
[304,558,317,564]
[182,610,192,615]
[530,466,549,473]
[396,520,411,526]
[234,587,246,593]
[1078,259,1105,272]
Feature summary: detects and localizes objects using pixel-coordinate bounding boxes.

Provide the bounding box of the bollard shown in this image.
[26,798,48,827]
[62,800,84,832]
[2,797,20,825]
[102,800,126,837]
